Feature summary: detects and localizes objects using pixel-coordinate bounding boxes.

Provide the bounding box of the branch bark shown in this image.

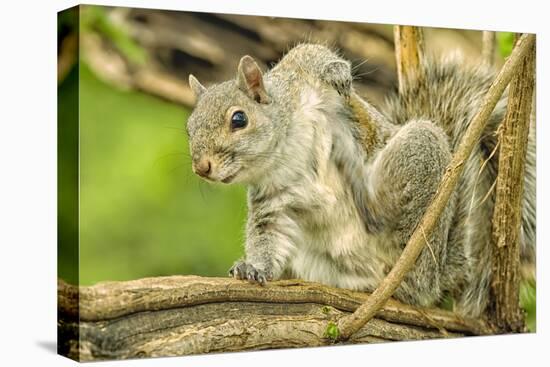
[394,25,425,94]
[58,276,492,361]
[490,36,535,332]
[336,33,536,341]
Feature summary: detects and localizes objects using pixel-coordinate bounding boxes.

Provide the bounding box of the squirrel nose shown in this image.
[194,158,212,178]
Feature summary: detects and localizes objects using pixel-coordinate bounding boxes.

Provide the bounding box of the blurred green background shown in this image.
[59,63,247,285]
[57,5,535,331]
[81,65,246,284]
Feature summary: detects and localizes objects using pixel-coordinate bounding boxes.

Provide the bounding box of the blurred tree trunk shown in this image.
[77,6,491,107]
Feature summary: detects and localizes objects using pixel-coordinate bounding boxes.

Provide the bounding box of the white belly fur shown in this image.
[287,162,396,292]
[284,84,397,291]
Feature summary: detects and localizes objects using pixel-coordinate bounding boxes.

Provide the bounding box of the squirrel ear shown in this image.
[189,74,206,98]
[237,55,270,104]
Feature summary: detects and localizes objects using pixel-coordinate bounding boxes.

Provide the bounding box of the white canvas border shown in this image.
[0,0,546,366]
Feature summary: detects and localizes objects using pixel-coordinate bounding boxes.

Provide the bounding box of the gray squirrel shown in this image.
[186,44,536,317]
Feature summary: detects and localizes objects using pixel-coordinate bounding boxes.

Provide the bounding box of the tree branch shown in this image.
[394,25,425,94]
[490,35,535,332]
[336,33,536,341]
[58,276,492,361]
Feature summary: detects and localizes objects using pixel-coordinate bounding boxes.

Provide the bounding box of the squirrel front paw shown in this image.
[321,61,352,98]
[229,260,273,286]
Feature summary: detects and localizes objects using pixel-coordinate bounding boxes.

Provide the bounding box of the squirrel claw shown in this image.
[229,260,271,286]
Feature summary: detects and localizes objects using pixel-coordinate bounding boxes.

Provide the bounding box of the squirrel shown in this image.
[185,43,536,317]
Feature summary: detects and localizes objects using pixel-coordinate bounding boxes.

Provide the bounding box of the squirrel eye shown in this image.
[231,111,248,130]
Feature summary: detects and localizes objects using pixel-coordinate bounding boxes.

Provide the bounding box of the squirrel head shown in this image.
[186,55,285,185]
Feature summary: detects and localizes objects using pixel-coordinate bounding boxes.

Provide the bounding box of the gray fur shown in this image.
[382,53,536,315]
[186,44,536,317]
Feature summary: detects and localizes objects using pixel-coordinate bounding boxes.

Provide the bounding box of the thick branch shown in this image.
[394,25,425,94]
[336,33,536,340]
[490,37,535,332]
[81,32,196,106]
[481,31,496,66]
[58,276,491,361]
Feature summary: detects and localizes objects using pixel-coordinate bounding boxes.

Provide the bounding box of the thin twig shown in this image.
[467,137,500,216]
[421,225,438,266]
[482,31,496,66]
[336,33,536,341]
[394,25,425,94]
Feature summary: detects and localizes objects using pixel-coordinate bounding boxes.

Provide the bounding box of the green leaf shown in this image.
[324,321,340,341]
[496,32,515,58]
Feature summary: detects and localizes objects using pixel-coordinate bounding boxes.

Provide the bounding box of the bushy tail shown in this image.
[381,54,536,316]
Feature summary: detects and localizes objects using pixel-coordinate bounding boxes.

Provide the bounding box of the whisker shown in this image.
[152,151,191,166]
[231,153,313,183]
[197,180,207,201]
[351,58,371,71]
[353,68,380,79]
[161,125,188,133]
